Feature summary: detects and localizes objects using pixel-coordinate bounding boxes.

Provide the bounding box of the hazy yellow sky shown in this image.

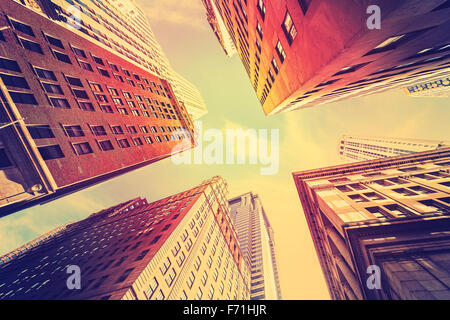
[0,0,449,300]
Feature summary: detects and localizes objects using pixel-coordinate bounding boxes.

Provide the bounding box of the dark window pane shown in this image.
[38,145,64,160]
[9,91,38,105]
[0,74,29,89]
[0,58,21,72]
[28,125,54,139]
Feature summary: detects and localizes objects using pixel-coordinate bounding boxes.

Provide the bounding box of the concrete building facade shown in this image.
[0,176,251,300]
[339,135,450,162]
[229,192,282,300]
[293,147,450,300]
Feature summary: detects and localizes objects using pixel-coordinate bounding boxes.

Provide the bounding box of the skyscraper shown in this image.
[0,176,251,300]
[201,0,237,57]
[0,0,197,216]
[404,75,450,97]
[228,192,282,300]
[202,0,450,115]
[339,135,450,162]
[33,0,208,120]
[293,147,450,300]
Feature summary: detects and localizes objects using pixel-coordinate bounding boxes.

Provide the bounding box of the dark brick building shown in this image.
[0,177,251,300]
[203,0,450,115]
[0,0,195,216]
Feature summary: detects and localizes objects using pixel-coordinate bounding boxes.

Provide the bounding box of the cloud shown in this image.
[137,0,207,30]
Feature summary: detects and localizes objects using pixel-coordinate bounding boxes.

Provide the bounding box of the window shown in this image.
[165,268,176,287]
[42,83,63,94]
[45,35,64,49]
[71,46,86,58]
[72,89,89,99]
[90,125,107,136]
[116,268,134,283]
[64,125,84,137]
[275,40,286,63]
[160,257,171,275]
[78,101,95,111]
[98,140,114,151]
[72,142,93,155]
[155,290,165,300]
[172,242,181,256]
[195,287,203,300]
[92,56,104,65]
[185,238,193,251]
[298,0,312,14]
[366,206,394,219]
[208,285,215,299]
[100,105,113,113]
[111,125,124,135]
[52,50,71,64]
[201,270,208,286]
[8,92,38,105]
[257,0,266,20]
[176,251,186,266]
[409,186,436,194]
[393,188,418,197]
[11,20,34,37]
[117,138,130,148]
[0,58,21,72]
[282,11,297,44]
[146,278,158,299]
[98,68,110,78]
[363,192,386,201]
[419,199,449,213]
[125,126,136,134]
[194,256,202,271]
[27,125,54,139]
[271,58,279,75]
[65,76,83,87]
[50,97,70,109]
[78,60,93,72]
[336,185,352,192]
[187,271,195,289]
[180,290,188,300]
[0,73,29,89]
[348,194,368,203]
[145,136,153,144]
[95,94,108,103]
[38,145,64,160]
[256,21,263,39]
[385,204,416,218]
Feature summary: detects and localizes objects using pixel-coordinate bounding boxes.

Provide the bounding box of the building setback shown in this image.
[404,75,450,97]
[0,0,196,217]
[202,0,450,115]
[293,147,450,300]
[229,192,282,300]
[0,176,251,300]
[339,135,450,162]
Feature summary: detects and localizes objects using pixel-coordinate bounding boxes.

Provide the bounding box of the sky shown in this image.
[1,0,449,300]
